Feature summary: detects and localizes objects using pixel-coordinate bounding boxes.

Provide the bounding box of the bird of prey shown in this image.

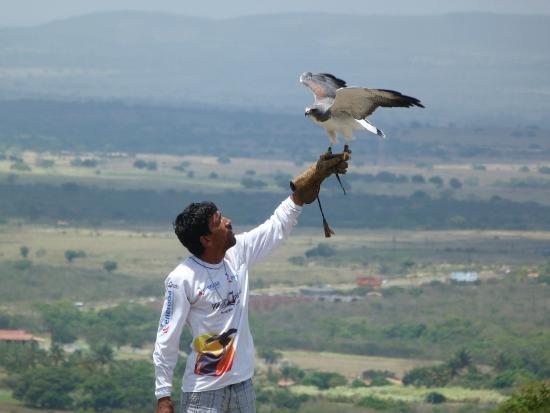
[300,72,424,152]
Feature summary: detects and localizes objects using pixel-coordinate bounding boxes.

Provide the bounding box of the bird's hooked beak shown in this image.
[299,72,312,84]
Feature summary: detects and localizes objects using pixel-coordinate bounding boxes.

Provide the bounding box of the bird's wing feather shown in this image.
[301,73,347,102]
[331,88,424,118]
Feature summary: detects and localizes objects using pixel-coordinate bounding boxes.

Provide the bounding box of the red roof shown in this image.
[0,329,43,341]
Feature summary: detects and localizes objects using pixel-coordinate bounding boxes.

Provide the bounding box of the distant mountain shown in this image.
[0,11,549,126]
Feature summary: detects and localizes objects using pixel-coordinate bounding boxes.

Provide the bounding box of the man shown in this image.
[153,153,349,413]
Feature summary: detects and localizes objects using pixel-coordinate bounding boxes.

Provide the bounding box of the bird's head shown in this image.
[299,72,313,84]
[304,107,312,117]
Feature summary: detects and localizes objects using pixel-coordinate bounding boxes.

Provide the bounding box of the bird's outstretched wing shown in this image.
[330,88,424,119]
[300,72,347,102]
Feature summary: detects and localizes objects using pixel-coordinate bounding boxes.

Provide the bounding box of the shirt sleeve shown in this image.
[152,274,190,399]
[236,196,302,267]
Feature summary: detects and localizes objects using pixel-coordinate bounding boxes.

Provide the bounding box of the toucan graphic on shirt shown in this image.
[193,328,237,376]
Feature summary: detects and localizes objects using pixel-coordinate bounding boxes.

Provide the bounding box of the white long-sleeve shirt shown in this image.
[153,197,302,398]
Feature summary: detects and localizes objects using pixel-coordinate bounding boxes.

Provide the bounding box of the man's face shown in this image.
[205,210,236,252]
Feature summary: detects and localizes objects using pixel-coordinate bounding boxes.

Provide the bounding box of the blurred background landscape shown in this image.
[0,1,549,412]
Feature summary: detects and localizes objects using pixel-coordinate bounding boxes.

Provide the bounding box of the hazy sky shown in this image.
[1,0,549,27]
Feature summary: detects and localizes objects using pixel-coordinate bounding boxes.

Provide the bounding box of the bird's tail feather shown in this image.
[355,119,386,139]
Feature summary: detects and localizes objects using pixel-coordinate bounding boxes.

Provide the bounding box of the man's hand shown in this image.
[156,396,174,413]
[290,151,350,204]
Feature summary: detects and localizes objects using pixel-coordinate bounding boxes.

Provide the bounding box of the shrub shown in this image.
[10,162,31,171]
[173,161,190,172]
[20,245,29,258]
[425,392,447,404]
[240,177,267,189]
[103,261,118,272]
[65,249,86,263]
[403,365,452,387]
[71,158,98,168]
[305,243,336,258]
[133,159,157,170]
[370,376,392,386]
[356,396,408,411]
[256,387,308,410]
[217,156,231,164]
[351,378,367,388]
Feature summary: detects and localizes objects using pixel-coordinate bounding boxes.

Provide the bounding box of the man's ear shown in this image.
[200,234,211,249]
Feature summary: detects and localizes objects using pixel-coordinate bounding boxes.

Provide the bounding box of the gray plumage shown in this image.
[300,72,424,146]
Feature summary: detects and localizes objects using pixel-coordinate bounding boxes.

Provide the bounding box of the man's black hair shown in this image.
[173,201,218,257]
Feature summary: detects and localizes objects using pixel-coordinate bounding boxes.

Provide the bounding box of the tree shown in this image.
[103,260,118,272]
[449,177,463,189]
[11,365,80,409]
[305,243,336,258]
[49,343,66,366]
[20,245,29,258]
[494,380,550,413]
[411,174,426,184]
[37,302,81,344]
[90,342,114,368]
[429,176,444,187]
[240,177,267,189]
[77,373,124,411]
[300,371,347,389]
[258,347,282,364]
[448,348,471,377]
[280,364,305,382]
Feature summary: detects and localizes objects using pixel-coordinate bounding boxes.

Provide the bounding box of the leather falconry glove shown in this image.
[290,151,350,237]
[290,152,349,204]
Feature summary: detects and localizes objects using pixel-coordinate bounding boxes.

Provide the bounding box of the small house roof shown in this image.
[0,329,44,341]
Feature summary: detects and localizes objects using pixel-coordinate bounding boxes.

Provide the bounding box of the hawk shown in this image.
[300,72,424,151]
